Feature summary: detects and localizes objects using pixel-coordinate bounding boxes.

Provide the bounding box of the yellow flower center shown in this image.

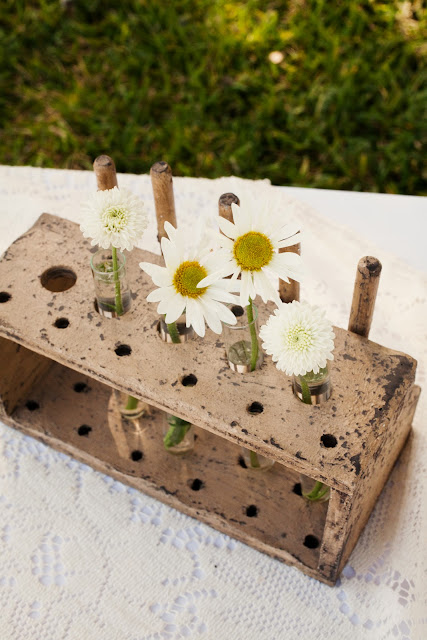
[285,324,313,352]
[102,205,128,232]
[233,231,274,271]
[173,261,208,298]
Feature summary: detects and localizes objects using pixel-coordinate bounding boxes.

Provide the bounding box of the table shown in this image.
[0,165,426,640]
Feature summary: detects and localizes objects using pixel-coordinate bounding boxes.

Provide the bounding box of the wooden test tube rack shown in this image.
[0,206,420,586]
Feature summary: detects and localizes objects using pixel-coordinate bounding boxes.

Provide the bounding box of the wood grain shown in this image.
[93,155,118,191]
[348,256,382,338]
[218,192,240,223]
[150,161,177,245]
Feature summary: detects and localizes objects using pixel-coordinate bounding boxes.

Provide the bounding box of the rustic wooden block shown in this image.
[0,214,420,585]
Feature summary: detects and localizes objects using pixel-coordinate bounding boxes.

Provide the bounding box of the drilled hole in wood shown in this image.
[303,535,319,549]
[131,450,143,462]
[246,505,258,518]
[321,434,337,448]
[181,374,197,387]
[40,267,77,292]
[247,402,263,415]
[238,455,247,469]
[293,483,302,496]
[115,344,132,357]
[231,305,244,317]
[190,478,204,491]
[54,317,69,329]
[73,382,88,393]
[25,400,39,411]
[77,425,92,436]
[0,292,11,303]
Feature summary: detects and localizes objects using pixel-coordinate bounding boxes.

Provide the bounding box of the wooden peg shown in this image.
[218,193,240,223]
[278,242,301,303]
[348,256,382,338]
[150,161,177,245]
[93,155,118,191]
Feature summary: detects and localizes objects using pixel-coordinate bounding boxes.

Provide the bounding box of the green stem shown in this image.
[299,374,312,404]
[112,246,123,316]
[163,416,191,449]
[125,395,139,411]
[167,320,181,344]
[249,450,260,468]
[246,298,258,372]
[305,481,328,502]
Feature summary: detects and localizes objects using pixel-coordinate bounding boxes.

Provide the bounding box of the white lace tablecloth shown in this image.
[0,166,426,640]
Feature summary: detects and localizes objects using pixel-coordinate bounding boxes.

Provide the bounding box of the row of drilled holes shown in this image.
[3,286,337,446]
[26,378,338,449]
[24,390,322,550]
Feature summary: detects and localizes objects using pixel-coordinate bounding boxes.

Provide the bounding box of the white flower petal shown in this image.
[218,217,237,240]
[231,202,252,235]
[140,262,171,287]
[164,294,186,324]
[186,298,206,337]
[206,286,239,304]
[146,286,175,303]
[197,266,234,288]
[198,298,223,334]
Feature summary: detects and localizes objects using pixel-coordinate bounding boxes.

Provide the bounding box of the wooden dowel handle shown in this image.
[348,256,382,338]
[150,161,177,245]
[93,155,118,191]
[218,193,240,222]
[279,243,301,303]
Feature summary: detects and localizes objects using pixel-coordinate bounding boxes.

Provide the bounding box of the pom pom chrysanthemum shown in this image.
[81,186,148,251]
[260,301,335,377]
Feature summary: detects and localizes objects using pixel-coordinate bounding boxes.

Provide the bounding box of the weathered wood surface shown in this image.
[0,213,420,584]
[0,214,417,494]
[4,361,329,581]
[93,155,118,191]
[150,161,177,244]
[0,338,52,414]
[348,256,382,338]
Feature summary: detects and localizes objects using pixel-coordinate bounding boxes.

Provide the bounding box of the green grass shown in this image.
[1,0,426,193]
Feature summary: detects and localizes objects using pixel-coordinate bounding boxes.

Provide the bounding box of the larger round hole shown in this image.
[54,317,69,329]
[303,534,319,549]
[115,344,132,357]
[0,292,11,303]
[321,434,337,448]
[245,505,258,518]
[181,374,197,387]
[247,402,263,415]
[40,267,77,292]
[231,305,244,317]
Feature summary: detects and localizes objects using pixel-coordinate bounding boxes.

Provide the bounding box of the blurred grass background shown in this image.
[1,0,426,193]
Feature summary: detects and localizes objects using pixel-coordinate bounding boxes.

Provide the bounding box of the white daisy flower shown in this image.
[81,186,148,251]
[197,193,304,307]
[259,301,335,376]
[140,222,239,338]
